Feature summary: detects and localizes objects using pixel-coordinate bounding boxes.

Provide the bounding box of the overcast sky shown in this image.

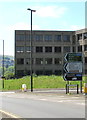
[0,0,86,56]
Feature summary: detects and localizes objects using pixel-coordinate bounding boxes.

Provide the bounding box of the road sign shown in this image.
[64,73,82,81]
[63,53,83,81]
[64,53,82,62]
[64,62,82,73]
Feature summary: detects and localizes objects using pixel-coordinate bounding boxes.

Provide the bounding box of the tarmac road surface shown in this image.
[0,91,85,119]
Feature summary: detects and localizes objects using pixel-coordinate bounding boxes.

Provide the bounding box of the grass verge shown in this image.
[0,75,87,90]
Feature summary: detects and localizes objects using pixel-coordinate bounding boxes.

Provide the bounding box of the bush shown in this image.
[4,71,14,79]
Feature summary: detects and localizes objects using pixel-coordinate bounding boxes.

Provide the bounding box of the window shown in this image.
[36,70,43,75]
[78,46,82,52]
[16,46,24,52]
[85,69,87,74]
[26,58,30,64]
[16,34,25,41]
[77,34,82,40]
[63,35,70,42]
[63,46,71,52]
[54,47,61,53]
[72,35,76,44]
[17,58,24,64]
[84,33,87,39]
[17,70,24,76]
[26,46,31,52]
[44,35,52,41]
[26,70,30,75]
[35,35,43,41]
[85,57,87,63]
[84,45,87,51]
[45,47,52,52]
[72,46,76,52]
[44,70,52,75]
[36,58,43,64]
[26,35,30,41]
[45,58,52,64]
[55,58,62,64]
[54,35,61,42]
[54,70,62,75]
[36,47,43,52]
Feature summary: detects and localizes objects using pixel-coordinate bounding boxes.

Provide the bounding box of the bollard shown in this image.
[22,84,27,92]
[84,83,87,95]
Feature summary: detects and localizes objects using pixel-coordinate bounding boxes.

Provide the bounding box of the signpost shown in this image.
[63,53,83,93]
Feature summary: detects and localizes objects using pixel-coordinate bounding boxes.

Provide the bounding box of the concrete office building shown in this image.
[15,28,87,77]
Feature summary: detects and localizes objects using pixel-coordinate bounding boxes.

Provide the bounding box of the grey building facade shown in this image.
[15,29,87,77]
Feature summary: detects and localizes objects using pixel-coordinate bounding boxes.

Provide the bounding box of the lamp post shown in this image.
[27,8,36,92]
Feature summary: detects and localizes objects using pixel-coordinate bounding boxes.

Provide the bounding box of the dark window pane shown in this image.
[16,35,25,41]
[35,35,43,41]
[84,33,87,39]
[26,58,30,64]
[85,57,87,63]
[72,46,76,52]
[26,46,31,52]
[77,34,82,40]
[72,35,76,44]
[84,45,87,51]
[45,47,52,52]
[44,35,52,41]
[36,70,43,75]
[55,47,61,53]
[26,35,30,41]
[45,58,52,64]
[17,58,24,64]
[44,70,52,75]
[16,46,24,52]
[54,35,61,42]
[17,70,24,76]
[36,58,43,64]
[63,35,70,42]
[55,58,62,64]
[63,46,70,52]
[78,46,82,52]
[36,47,43,52]
[54,70,62,75]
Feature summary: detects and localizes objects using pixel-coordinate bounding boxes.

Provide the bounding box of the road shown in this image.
[0,91,85,119]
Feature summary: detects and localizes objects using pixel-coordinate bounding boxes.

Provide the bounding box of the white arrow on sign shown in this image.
[64,53,68,62]
[63,73,67,81]
[63,63,68,73]
[65,62,82,73]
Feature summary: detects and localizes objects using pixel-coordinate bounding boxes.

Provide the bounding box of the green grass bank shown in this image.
[0,75,87,90]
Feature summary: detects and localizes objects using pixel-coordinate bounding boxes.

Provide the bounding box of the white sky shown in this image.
[0,1,86,56]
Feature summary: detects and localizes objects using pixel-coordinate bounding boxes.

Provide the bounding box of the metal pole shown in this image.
[2,40,4,89]
[30,10,33,92]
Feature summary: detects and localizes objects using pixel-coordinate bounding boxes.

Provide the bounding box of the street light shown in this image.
[27,8,36,92]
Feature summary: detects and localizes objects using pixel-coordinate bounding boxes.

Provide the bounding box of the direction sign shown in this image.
[64,73,82,81]
[64,62,82,73]
[63,53,83,81]
[64,53,82,62]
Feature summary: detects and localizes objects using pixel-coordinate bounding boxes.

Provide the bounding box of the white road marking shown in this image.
[0,109,21,118]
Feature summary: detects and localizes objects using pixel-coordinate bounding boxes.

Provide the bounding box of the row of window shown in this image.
[17,58,62,65]
[16,34,71,42]
[77,33,87,40]
[16,46,85,53]
[16,69,87,76]
[17,57,87,65]
[16,70,62,76]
